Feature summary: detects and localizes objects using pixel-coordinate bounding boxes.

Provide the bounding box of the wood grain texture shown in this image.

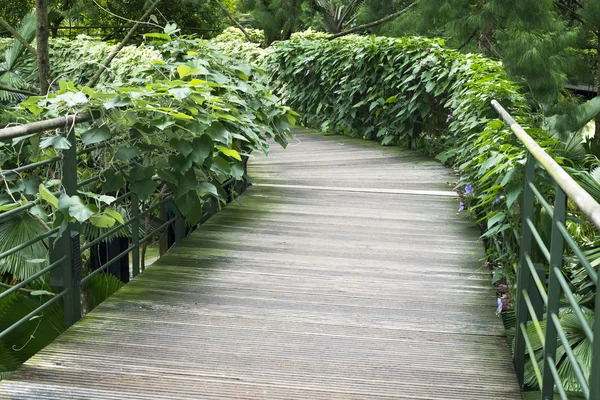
[0,128,522,399]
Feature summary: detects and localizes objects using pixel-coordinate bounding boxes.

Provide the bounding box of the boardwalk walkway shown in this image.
[0,129,521,399]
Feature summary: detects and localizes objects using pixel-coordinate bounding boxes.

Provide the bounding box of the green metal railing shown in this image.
[0,116,192,337]
[492,100,600,400]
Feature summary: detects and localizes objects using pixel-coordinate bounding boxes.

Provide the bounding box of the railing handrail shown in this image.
[0,113,93,141]
[491,100,600,230]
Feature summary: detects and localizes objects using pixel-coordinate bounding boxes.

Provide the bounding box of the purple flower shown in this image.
[464,183,474,195]
[305,69,310,77]
[495,194,502,204]
[446,114,453,123]
[458,201,465,212]
[496,298,503,315]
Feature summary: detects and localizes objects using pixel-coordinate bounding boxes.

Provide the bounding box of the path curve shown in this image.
[0,128,521,399]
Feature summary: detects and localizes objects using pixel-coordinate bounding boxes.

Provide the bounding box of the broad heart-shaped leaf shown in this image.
[164,22,179,34]
[81,125,112,146]
[151,116,176,131]
[40,136,71,150]
[157,169,179,185]
[58,195,98,223]
[191,135,213,164]
[131,179,156,201]
[175,169,197,199]
[197,182,218,198]
[39,184,58,208]
[169,138,193,157]
[207,121,231,145]
[231,162,244,180]
[174,190,202,226]
[90,214,116,228]
[102,170,125,192]
[169,88,192,101]
[168,154,193,173]
[211,155,231,175]
[130,166,155,181]
[115,146,141,161]
[177,65,193,79]
[104,95,132,110]
[105,209,125,225]
[217,146,242,161]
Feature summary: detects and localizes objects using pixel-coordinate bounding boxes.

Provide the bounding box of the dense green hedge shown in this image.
[266,35,600,391]
[267,35,540,273]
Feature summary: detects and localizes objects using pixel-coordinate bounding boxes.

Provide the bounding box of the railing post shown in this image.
[50,128,82,328]
[173,204,186,243]
[49,231,82,328]
[514,152,536,386]
[131,194,140,277]
[541,186,566,399]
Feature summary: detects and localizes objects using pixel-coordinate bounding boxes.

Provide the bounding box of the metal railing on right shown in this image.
[492,100,600,400]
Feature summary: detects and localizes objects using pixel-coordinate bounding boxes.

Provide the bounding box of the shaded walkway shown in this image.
[0,129,521,399]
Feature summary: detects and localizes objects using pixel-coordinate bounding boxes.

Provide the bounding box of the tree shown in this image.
[239,0,305,44]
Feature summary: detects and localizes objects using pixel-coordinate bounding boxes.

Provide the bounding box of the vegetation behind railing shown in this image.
[264,34,600,396]
[493,100,599,400]
[0,35,294,377]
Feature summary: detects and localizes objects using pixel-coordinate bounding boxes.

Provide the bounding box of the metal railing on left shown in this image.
[0,114,189,337]
[492,100,600,400]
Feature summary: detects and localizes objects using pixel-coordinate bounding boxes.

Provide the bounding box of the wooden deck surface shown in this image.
[0,129,521,399]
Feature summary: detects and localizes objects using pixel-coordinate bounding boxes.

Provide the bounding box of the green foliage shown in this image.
[0,0,235,40]
[267,35,529,269]
[210,29,269,66]
[266,34,599,394]
[0,11,37,101]
[213,27,266,45]
[0,32,295,377]
[239,0,305,44]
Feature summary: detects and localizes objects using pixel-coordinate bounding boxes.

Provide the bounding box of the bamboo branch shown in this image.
[87,0,161,88]
[0,16,38,58]
[211,0,254,43]
[0,113,93,141]
[0,85,38,97]
[328,1,417,40]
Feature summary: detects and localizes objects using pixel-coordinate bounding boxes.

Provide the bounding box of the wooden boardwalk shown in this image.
[0,129,521,399]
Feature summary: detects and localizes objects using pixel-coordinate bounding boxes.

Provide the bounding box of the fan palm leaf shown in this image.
[0,214,49,282]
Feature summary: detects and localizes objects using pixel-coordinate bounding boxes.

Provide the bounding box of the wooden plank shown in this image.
[0,128,521,399]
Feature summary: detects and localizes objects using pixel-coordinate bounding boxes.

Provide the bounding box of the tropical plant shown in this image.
[311,0,362,34]
[0,11,37,101]
[0,30,295,377]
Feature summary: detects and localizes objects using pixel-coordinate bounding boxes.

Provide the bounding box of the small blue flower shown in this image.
[496,298,503,315]
[495,194,502,204]
[305,69,310,77]
[464,183,474,195]
[446,114,453,123]
[458,201,465,212]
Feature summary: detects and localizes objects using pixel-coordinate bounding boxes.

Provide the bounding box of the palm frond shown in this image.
[0,214,49,282]
[4,11,36,73]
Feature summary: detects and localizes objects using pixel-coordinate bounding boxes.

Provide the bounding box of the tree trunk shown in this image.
[35,0,51,94]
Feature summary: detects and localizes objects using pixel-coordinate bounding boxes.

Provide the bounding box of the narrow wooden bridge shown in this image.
[0,129,521,399]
